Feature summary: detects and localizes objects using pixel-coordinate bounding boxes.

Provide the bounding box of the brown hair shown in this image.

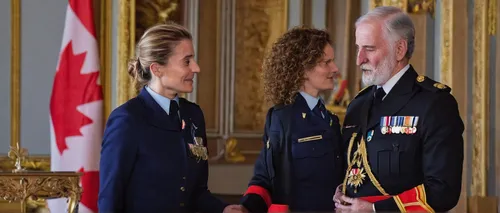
[263,26,331,106]
[128,22,192,88]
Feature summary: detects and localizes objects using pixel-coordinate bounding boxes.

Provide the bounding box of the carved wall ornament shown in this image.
[135,0,182,43]
[370,0,435,17]
[117,0,184,105]
[0,173,82,213]
[472,0,491,197]
[7,144,28,173]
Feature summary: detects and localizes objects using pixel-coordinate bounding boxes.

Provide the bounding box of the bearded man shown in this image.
[333,6,464,213]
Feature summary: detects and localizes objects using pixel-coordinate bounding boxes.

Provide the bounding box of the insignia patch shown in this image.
[367,130,374,142]
[433,82,447,89]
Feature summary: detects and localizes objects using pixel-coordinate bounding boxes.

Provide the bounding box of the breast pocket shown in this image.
[292,131,334,180]
[266,132,281,179]
[376,135,420,178]
[293,134,332,158]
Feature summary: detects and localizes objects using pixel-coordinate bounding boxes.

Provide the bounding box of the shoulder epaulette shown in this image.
[415,75,451,93]
[354,85,374,99]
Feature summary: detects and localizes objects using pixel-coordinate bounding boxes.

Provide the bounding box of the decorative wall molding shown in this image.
[471,0,490,197]
[117,0,136,106]
[99,0,113,120]
[10,0,21,149]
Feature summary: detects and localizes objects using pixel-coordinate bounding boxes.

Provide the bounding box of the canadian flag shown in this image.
[48,0,102,212]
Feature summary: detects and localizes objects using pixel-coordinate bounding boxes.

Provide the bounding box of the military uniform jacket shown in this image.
[99,88,228,213]
[241,94,345,212]
[341,66,464,212]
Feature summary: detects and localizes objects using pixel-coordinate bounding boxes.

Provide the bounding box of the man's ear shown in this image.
[395,39,408,61]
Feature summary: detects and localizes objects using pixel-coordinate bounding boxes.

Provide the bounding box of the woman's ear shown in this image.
[149,63,161,77]
[303,69,311,80]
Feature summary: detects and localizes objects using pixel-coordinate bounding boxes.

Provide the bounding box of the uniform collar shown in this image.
[377,64,410,99]
[145,86,179,115]
[299,91,323,111]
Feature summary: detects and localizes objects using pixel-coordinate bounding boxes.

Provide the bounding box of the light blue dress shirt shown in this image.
[145,86,179,115]
[299,91,326,118]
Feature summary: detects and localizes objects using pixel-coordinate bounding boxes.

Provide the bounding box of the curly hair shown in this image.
[262,26,331,106]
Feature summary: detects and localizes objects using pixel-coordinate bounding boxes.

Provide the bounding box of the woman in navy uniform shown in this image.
[98,23,242,213]
[240,27,345,212]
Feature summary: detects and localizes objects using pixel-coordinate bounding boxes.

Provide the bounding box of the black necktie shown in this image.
[170,101,181,126]
[313,100,329,122]
[373,87,386,106]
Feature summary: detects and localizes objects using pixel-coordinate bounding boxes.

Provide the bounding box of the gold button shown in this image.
[180,186,185,191]
[180,203,185,207]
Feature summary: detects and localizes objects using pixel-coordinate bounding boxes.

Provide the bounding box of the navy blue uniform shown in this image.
[98,87,228,213]
[241,93,345,212]
[341,66,464,212]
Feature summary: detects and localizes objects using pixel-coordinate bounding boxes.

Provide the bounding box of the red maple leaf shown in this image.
[78,167,99,212]
[50,41,102,154]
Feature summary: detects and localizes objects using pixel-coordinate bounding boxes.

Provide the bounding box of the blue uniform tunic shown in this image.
[98,87,228,213]
[241,92,344,212]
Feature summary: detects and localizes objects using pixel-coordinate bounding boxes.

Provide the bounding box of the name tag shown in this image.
[297,135,323,143]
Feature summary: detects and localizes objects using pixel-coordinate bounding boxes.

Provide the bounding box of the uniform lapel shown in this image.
[294,94,330,129]
[138,88,181,131]
[366,66,419,130]
[360,86,376,140]
[179,99,195,143]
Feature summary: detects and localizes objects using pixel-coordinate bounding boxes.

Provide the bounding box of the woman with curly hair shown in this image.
[240,27,344,213]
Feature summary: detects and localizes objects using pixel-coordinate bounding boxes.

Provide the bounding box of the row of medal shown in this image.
[380,116,419,135]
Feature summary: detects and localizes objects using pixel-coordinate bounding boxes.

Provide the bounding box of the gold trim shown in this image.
[10,0,21,148]
[471,0,489,197]
[370,0,435,17]
[416,75,425,82]
[0,156,50,172]
[371,0,409,11]
[297,135,322,143]
[416,184,435,212]
[0,171,82,213]
[404,202,423,206]
[360,137,388,195]
[488,0,497,35]
[342,134,388,195]
[394,196,407,212]
[117,0,136,105]
[440,0,452,86]
[370,0,383,9]
[100,0,112,120]
[342,133,357,194]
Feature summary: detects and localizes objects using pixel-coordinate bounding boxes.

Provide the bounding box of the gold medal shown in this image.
[192,137,208,161]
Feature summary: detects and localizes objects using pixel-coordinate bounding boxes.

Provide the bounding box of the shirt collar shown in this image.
[145,86,179,115]
[377,64,410,97]
[299,91,323,111]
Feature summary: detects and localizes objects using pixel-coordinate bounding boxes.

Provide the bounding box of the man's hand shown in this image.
[332,184,345,204]
[335,194,374,212]
[223,204,249,213]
